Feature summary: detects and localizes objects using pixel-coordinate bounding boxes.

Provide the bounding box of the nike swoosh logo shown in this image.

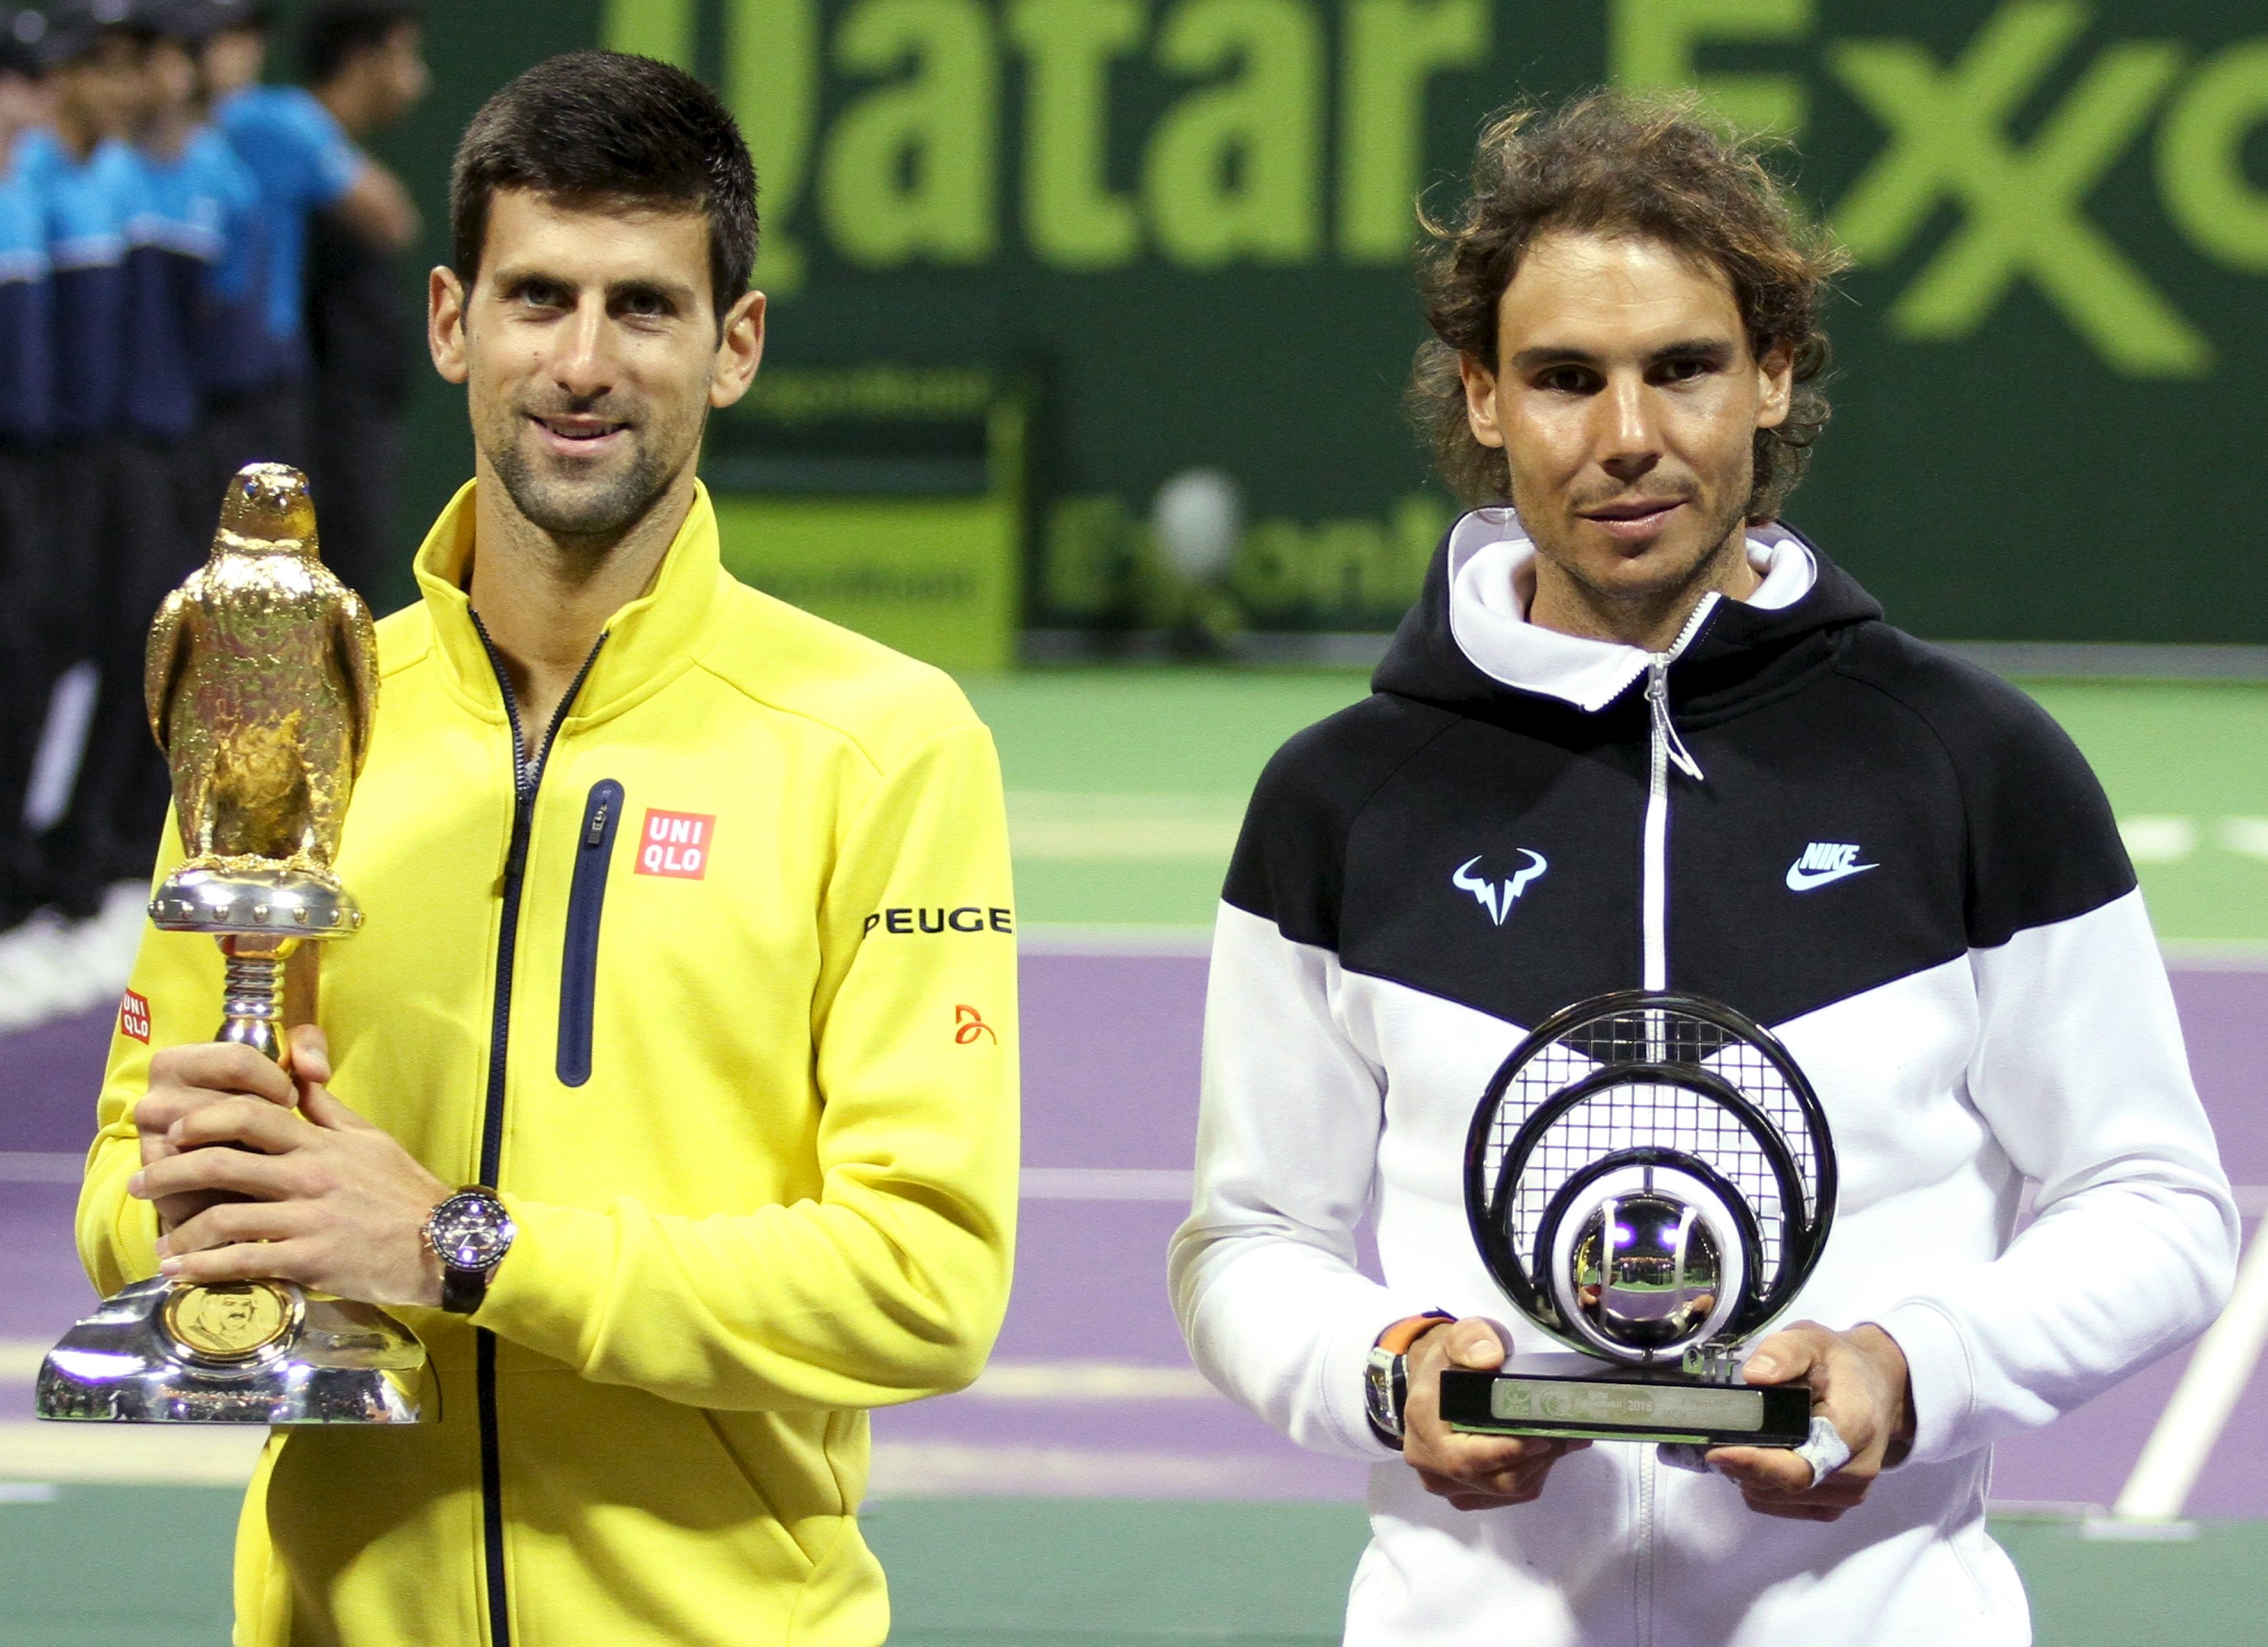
[1785,861,1878,891]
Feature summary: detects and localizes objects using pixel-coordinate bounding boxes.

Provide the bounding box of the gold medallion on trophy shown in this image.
[161,1279,303,1363]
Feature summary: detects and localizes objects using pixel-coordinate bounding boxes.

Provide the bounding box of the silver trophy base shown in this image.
[37,1276,430,1424]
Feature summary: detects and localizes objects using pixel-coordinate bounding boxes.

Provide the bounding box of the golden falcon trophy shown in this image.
[37,464,428,1425]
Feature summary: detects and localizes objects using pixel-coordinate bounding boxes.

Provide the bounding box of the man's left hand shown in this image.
[1707,1322,1914,1521]
[129,1026,449,1310]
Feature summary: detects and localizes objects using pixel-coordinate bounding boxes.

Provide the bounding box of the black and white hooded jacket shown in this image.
[1169,508,2238,1647]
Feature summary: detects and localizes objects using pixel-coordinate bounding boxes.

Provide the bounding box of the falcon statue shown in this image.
[144,463,378,876]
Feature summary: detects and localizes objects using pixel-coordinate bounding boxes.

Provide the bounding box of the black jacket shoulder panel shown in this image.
[1829,626,2136,948]
[1222,692,1463,950]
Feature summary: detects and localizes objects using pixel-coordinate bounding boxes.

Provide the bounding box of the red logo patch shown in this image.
[954,1005,997,1045]
[636,809,715,880]
[119,989,150,1044]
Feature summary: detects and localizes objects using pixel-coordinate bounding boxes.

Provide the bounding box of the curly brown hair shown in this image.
[1410,91,1847,524]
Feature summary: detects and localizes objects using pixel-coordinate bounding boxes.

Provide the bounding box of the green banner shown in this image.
[371,1,2268,643]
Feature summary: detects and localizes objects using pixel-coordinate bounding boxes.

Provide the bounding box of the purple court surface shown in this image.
[5,955,2264,1513]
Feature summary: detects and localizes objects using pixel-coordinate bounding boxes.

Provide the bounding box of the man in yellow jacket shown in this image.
[74,49,1018,1646]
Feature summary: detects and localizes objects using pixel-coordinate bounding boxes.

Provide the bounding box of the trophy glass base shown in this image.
[1439,1352,1811,1447]
[36,1276,430,1424]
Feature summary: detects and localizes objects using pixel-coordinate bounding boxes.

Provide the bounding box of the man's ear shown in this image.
[1460,351,1507,450]
[1755,340,1794,431]
[429,266,468,386]
[710,290,767,410]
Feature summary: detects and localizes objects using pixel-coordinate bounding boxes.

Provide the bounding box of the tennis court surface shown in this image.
[5,670,2265,1645]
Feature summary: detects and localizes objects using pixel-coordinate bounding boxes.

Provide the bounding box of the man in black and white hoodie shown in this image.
[1169,94,2237,1646]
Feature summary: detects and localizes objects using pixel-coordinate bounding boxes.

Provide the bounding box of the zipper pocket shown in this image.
[556,779,623,1087]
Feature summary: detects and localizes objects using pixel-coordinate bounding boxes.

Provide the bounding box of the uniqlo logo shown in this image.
[119,989,150,1044]
[636,810,715,880]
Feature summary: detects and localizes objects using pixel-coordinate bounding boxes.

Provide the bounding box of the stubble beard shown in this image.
[487,426,678,555]
[1518,473,1753,628]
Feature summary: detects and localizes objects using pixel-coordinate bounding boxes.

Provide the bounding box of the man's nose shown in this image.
[1595,375,1661,482]
[549,298,616,399]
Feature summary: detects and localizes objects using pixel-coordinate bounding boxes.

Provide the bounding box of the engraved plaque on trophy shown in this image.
[37,464,428,1425]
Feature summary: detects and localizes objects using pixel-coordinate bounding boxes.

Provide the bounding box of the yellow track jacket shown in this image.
[75,481,1020,1646]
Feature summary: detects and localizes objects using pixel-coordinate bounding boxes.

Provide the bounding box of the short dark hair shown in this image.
[1411,91,1846,525]
[299,0,417,88]
[449,50,759,321]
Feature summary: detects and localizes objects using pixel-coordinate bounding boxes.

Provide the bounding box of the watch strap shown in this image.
[1377,1311,1457,1356]
[440,1259,491,1316]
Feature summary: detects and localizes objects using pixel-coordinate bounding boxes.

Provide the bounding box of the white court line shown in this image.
[2161,941,2268,973]
[866,1441,1281,1498]
[1018,924,1213,957]
[0,1152,84,1184]
[964,1362,1216,1401]
[1021,1167,1193,1202]
[2113,1219,2268,1524]
[0,1421,265,1485]
[1006,793,1244,863]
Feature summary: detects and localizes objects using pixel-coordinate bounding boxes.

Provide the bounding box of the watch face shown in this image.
[430,1192,515,1272]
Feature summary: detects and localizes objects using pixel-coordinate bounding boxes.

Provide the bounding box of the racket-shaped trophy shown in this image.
[1441,990,1839,1465]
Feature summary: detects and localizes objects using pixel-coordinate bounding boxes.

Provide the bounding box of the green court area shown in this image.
[2,1488,2258,1647]
[974,670,2268,946]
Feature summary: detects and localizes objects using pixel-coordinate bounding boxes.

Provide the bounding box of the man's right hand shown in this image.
[132,1038,308,1233]
[1401,1318,1588,1510]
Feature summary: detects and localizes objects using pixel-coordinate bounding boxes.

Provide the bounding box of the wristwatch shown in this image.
[1363,1311,1457,1449]
[425,1187,517,1315]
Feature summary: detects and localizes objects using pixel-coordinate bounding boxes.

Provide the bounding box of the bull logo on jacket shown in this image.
[1452,850,1549,926]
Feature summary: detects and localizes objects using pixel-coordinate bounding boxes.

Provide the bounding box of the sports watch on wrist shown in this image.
[1363,1311,1457,1449]
[425,1187,517,1316]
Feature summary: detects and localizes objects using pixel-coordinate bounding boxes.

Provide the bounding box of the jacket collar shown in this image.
[1374,506,1880,717]
[411,478,723,725]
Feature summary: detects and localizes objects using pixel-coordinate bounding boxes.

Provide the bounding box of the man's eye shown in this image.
[518,285,568,310]
[1658,357,1711,382]
[1538,368,1595,394]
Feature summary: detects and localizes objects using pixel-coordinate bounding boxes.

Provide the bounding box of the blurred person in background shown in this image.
[0,9,52,938]
[191,0,260,100]
[203,0,412,474]
[60,0,263,908]
[21,0,152,929]
[178,0,279,495]
[301,0,425,610]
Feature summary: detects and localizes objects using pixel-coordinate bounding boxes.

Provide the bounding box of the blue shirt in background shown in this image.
[185,125,270,403]
[215,86,362,382]
[0,131,54,445]
[38,130,141,440]
[127,127,256,438]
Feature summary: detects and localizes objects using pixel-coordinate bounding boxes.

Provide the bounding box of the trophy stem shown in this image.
[217,937,298,1068]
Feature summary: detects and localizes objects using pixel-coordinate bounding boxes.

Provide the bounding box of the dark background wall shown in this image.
[322,1,2268,642]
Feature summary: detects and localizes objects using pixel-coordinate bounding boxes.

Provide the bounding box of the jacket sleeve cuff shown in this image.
[78,1139,161,1297]
[470,1195,614,1368]
[1870,1300,1977,1467]
[1320,1298,1442,1462]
